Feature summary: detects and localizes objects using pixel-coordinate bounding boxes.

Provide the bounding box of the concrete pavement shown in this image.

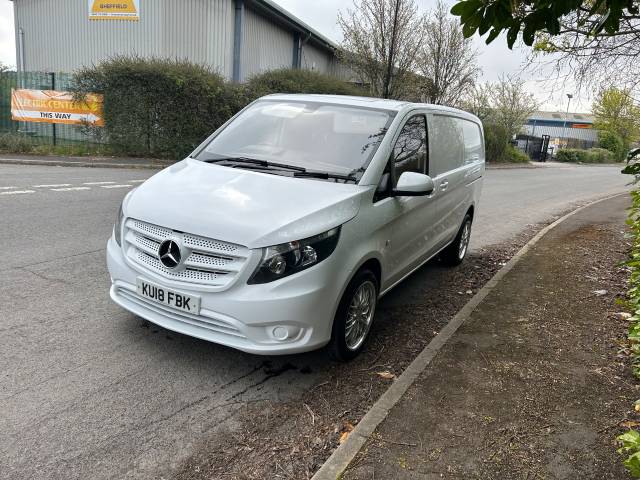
[0,153,173,169]
[340,194,632,479]
[0,162,631,479]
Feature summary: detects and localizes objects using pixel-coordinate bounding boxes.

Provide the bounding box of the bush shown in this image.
[73,56,241,159]
[483,122,510,162]
[245,68,365,98]
[556,148,614,163]
[617,188,640,478]
[599,130,626,161]
[0,132,34,153]
[555,149,578,163]
[587,147,615,163]
[505,145,530,163]
[483,122,530,163]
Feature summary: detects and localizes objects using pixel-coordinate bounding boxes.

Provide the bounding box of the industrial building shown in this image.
[10,0,348,81]
[518,110,598,160]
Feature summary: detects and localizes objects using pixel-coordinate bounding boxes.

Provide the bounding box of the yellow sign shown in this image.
[11,89,104,126]
[89,0,140,21]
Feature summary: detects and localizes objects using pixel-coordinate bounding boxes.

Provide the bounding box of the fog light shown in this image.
[270,326,302,341]
[272,326,289,341]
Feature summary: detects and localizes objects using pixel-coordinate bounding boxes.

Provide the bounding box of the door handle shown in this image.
[440,180,449,191]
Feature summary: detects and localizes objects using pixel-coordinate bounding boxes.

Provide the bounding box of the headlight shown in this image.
[114,202,124,246]
[248,227,341,284]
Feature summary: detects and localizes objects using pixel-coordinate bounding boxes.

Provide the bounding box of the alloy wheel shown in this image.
[344,280,376,351]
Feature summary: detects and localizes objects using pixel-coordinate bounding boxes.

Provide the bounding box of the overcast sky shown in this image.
[0,0,592,112]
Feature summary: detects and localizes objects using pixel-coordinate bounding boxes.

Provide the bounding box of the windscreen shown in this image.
[197,100,394,175]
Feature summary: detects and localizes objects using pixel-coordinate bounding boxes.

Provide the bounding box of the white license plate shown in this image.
[136,278,201,315]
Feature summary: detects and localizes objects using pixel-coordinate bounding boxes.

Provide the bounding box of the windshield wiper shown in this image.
[293,171,357,183]
[202,156,306,172]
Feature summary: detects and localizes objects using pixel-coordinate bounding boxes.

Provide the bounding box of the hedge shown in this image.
[72,57,366,159]
[616,185,640,477]
[245,68,365,98]
[483,122,530,163]
[599,130,626,161]
[555,147,615,163]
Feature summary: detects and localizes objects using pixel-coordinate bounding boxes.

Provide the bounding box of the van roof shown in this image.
[262,94,481,123]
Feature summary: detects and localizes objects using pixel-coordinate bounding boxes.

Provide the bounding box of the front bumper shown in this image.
[106,236,343,355]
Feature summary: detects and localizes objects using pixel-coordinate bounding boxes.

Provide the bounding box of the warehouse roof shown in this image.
[528,110,594,123]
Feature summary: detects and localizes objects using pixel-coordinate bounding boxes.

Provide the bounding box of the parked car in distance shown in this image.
[107,94,485,360]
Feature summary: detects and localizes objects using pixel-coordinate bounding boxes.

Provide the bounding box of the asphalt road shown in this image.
[0,163,630,480]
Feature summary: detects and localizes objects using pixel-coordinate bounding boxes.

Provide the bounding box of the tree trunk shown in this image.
[383,0,401,99]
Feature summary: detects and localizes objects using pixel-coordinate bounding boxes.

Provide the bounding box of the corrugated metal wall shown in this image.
[162,0,235,78]
[523,124,598,143]
[14,0,235,78]
[301,42,330,73]
[13,0,347,83]
[241,7,293,81]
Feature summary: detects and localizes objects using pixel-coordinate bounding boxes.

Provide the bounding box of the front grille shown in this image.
[124,218,250,287]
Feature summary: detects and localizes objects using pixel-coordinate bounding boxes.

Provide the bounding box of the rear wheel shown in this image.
[329,269,378,362]
[440,214,472,266]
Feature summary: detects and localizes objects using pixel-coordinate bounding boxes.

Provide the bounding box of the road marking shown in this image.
[100,184,132,189]
[129,180,147,183]
[83,181,115,185]
[0,186,17,190]
[33,184,72,188]
[0,190,35,195]
[51,187,91,192]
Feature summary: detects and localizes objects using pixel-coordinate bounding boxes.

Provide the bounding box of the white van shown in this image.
[107,94,484,360]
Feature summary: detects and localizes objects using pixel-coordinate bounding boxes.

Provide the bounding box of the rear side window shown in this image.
[429,115,464,176]
[459,119,483,164]
[392,115,427,186]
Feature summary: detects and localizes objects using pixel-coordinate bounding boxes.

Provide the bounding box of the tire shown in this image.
[329,269,379,362]
[440,213,473,266]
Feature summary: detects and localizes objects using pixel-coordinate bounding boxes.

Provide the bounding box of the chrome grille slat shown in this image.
[124,218,249,287]
[184,252,243,273]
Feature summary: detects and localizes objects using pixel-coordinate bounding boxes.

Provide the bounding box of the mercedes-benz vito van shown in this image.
[107,94,485,360]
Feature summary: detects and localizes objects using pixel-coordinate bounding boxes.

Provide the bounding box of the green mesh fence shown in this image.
[0,71,101,147]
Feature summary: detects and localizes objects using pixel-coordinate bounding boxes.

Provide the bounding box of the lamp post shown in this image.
[563,93,573,148]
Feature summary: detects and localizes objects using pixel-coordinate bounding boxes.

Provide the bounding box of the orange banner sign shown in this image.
[11,89,104,126]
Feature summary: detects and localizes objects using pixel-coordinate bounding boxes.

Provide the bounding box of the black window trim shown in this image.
[374,112,429,203]
[390,113,429,184]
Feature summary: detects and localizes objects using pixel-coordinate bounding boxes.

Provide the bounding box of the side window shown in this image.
[429,115,464,177]
[460,119,483,164]
[392,115,427,186]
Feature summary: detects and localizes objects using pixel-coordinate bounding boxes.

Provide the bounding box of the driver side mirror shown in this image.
[392,171,434,197]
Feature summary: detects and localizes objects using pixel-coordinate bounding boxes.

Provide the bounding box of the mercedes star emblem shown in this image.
[158,240,182,269]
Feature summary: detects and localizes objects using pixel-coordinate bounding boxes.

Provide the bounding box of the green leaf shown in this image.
[625,451,640,477]
[619,430,640,451]
[507,24,520,48]
[450,1,477,17]
[485,27,502,44]
[463,22,477,37]
[478,15,492,35]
